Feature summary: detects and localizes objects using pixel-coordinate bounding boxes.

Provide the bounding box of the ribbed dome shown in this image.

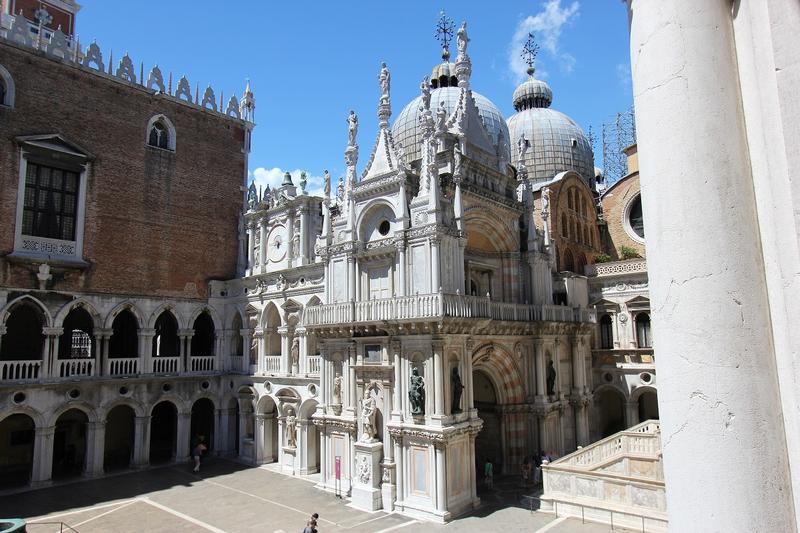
[392,87,510,166]
[512,77,553,110]
[507,107,594,184]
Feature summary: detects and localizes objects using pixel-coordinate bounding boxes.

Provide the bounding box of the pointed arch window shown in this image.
[146,115,176,151]
[0,64,14,108]
[635,312,652,348]
[599,314,614,349]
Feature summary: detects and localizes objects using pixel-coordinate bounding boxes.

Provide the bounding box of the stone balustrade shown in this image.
[189,355,215,372]
[1,359,42,381]
[307,355,321,376]
[304,292,595,327]
[151,356,181,374]
[263,355,281,374]
[584,259,648,278]
[541,420,666,531]
[106,357,139,376]
[58,357,95,378]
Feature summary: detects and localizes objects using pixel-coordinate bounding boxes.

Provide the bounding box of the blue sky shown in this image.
[77,1,632,195]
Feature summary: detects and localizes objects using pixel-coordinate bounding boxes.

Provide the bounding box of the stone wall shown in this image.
[0,41,247,298]
[600,171,645,259]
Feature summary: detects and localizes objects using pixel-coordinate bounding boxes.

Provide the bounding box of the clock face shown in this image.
[267,225,287,262]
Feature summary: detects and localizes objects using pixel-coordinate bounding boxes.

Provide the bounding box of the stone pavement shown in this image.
[0,459,636,533]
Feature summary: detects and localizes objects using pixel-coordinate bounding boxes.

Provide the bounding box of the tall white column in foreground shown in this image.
[626,1,796,531]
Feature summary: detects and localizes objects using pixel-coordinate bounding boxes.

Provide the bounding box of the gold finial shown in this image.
[435,10,455,61]
[522,32,540,77]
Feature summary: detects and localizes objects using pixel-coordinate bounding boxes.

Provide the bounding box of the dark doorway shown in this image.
[473,370,503,483]
[149,401,177,464]
[53,409,88,479]
[104,405,135,471]
[598,389,626,437]
[0,414,35,488]
[190,398,215,455]
[638,391,659,422]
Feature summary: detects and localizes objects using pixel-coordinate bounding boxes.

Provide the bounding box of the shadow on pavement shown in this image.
[0,458,250,520]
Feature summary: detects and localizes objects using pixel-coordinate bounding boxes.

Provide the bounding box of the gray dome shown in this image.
[507,108,594,183]
[392,87,510,166]
[512,78,553,110]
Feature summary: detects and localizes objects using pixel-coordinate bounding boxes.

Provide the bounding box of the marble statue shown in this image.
[409,367,426,416]
[379,62,390,103]
[286,413,297,447]
[299,171,307,195]
[436,100,447,134]
[546,359,557,396]
[337,176,344,200]
[360,388,377,441]
[291,338,300,368]
[518,133,529,162]
[451,367,464,414]
[347,110,359,147]
[323,170,331,197]
[420,76,431,110]
[456,21,469,57]
[541,187,551,217]
[332,372,343,405]
[453,145,463,177]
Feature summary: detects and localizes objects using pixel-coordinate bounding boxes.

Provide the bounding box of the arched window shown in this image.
[59,307,94,359]
[153,311,180,357]
[146,115,176,151]
[110,309,139,358]
[600,314,614,349]
[560,214,568,238]
[636,312,652,348]
[568,188,575,210]
[0,64,15,107]
[0,302,44,360]
[576,253,587,274]
[563,249,575,272]
[191,312,215,357]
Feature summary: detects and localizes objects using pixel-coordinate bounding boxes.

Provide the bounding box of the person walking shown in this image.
[302,518,317,533]
[484,458,494,490]
[192,436,207,473]
[521,457,531,487]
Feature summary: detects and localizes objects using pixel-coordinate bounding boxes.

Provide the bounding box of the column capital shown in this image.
[42,327,63,336]
[140,328,156,336]
[35,425,56,436]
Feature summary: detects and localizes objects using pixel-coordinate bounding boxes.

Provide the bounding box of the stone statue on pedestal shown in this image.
[451,367,464,414]
[360,388,377,441]
[291,338,300,369]
[332,372,343,405]
[409,367,426,416]
[286,413,297,447]
[546,359,557,397]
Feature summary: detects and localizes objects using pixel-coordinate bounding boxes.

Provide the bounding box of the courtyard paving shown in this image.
[0,459,635,533]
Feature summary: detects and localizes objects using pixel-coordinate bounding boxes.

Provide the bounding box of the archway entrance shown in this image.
[473,370,502,485]
[0,414,35,488]
[191,398,215,455]
[150,401,177,464]
[256,395,278,464]
[638,391,659,421]
[53,409,88,479]
[598,388,626,437]
[104,405,135,471]
[299,400,320,474]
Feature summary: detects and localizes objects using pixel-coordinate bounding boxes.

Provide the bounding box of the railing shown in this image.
[189,355,215,372]
[305,293,596,327]
[152,356,181,374]
[263,355,281,374]
[307,355,321,376]
[559,420,662,469]
[585,259,648,277]
[106,357,139,376]
[593,349,655,366]
[1,359,42,380]
[58,357,94,378]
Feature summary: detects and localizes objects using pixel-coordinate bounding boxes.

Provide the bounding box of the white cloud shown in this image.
[248,167,326,198]
[616,62,632,90]
[509,0,580,83]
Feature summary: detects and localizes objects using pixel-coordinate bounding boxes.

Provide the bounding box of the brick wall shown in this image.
[599,171,646,259]
[0,42,248,298]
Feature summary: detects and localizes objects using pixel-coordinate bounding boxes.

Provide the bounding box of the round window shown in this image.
[201,381,210,390]
[119,386,129,396]
[162,383,173,392]
[640,372,652,384]
[13,392,25,404]
[378,220,391,236]
[625,194,645,241]
[68,388,81,399]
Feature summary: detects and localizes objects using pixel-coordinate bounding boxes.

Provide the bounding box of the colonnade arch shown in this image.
[596,386,627,437]
[149,400,178,464]
[0,413,35,488]
[104,404,136,470]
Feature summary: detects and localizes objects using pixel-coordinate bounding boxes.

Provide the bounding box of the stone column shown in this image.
[396,242,407,297]
[430,237,440,292]
[259,217,268,274]
[247,222,256,274]
[392,340,402,419]
[175,412,191,463]
[84,420,106,477]
[394,436,404,507]
[627,1,796,530]
[464,339,475,413]
[139,328,155,373]
[299,206,309,265]
[278,327,290,375]
[434,443,447,514]
[254,414,266,464]
[133,415,151,467]
[534,340,546,400]
[347,255,356,301]
[31,425,55,485]
[432,341,445,417]
[625,401,639,430]
[348,342,357,412]
[297,329,307,376]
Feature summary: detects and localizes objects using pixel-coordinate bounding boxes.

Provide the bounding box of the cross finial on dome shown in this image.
[522,32,540,77]
[435,10,455,61]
